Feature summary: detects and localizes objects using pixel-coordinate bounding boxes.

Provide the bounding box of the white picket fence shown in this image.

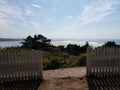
[0,50,43,82]
[86,47,120,76]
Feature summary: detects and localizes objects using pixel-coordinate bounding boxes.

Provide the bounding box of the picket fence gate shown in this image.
[0,50,43,82]
[86,47,120,76]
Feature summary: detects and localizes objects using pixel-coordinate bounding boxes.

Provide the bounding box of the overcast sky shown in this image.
[0,0,120,39]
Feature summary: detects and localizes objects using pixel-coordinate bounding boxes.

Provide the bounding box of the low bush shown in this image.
[78,54,86,67]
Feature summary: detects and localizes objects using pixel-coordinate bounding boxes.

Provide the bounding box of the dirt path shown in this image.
[43,67,86,79]
[38,67,89,90]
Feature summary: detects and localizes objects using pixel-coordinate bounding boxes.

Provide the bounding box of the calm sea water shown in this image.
[0,39,120,48]
[0,40,23,48]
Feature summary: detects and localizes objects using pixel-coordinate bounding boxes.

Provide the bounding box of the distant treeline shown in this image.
[21,34,120,56]
[21,34,90,56]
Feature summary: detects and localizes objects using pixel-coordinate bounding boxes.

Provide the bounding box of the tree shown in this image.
[66,44,81,56]
[21,34,52,51]
[81,42,89,53]
[58,45,65,52]
[103,41,119,47]
[21,35,33,49]
[66,42,90,56]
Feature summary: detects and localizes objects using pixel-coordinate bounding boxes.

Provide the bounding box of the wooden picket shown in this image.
[87,47,120,76]
[0,50,43,82]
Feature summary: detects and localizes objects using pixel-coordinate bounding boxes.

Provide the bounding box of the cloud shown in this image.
[66,16,73,19]
[25,9,33,16]
[0,0,44,37]
[0,18,12,27]
[79,0,119,24]
[31,21,43,30]
[32,4,42,9]
[61,0,120,32]
[0,0,26,35]
[0,13,7,18]
[0,0,7,4]
[0,1,24,20]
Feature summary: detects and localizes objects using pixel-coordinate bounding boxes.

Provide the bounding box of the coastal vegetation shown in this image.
[21,34,89,70]
[0,34,120,70]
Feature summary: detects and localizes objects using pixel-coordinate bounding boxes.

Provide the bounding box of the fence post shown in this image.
[87,47,93,76]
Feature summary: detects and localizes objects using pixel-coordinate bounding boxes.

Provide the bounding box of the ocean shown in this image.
[0,39,120,48]
[51,39,120,47]
[0,40,23,48]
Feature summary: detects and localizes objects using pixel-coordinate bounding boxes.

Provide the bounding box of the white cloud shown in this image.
[0,4,24,20]
[31,22,43,27]
[0,18,11,27]
[31,21,43,30]
[62,0,120,32]
[0,0,44,37]
[0,0,25,29]
[25,9,33,16]
[79,0,119,24]
[67,16,73,19]
[32,4,42,9]
[0,13,7,18]
[0,0,7,4]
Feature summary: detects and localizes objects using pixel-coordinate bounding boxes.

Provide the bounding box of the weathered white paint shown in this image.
[87,47,120,76]
[0,50,43,82]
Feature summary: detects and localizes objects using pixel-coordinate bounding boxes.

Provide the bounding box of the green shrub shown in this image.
[43,59,51,70]
[50,58,61,69]
[78,54,86,67]
[43,51,87,70]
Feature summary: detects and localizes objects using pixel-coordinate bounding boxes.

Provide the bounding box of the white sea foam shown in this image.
[51,40,103,47]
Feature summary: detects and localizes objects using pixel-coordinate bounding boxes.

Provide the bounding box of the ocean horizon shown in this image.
[0,39,120,48]
[51,39,120,47]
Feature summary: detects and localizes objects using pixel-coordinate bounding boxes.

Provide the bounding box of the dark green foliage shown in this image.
[21,34,53,51]
[50,58,61,69]
[81,42,89,53]
[58,45,66,52]
[43,60,51,70]
[66,44,81,56]
[78,54,86,67]
[66,42,89,56]
[103,41,119,47]
[22,34,90,56]
[43,51,80,70]
[22,35,33,48]
[20,34,90,70]
[51,48,62,56]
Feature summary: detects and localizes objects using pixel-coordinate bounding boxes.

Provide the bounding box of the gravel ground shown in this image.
[43,67,86,79]
[38,67,88,90]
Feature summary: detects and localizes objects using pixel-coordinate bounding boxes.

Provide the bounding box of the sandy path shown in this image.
[38,77,88,90]
[43,67,86,79]
[38,67,88,90]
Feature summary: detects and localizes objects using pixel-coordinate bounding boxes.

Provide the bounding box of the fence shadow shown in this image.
[87,75,120,90]
[0,79,42,90]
